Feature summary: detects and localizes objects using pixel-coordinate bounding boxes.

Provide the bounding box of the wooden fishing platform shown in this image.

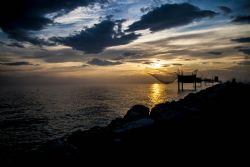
[177,72,220,91]
[177,74,197,91]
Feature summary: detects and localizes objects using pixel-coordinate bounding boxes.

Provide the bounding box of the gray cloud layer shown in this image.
[239,48,250,55]
[232,15,250,24]
[231,37,250,43]
[87,58,122,66]
[0,61,33,66]
[232,37,250,55]
[207,51,223,55]
[218,6,232,14]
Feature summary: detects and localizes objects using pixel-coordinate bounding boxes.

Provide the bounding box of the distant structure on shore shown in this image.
[150,69,221,91]
[177,69,221,91]
[177,70,198,91]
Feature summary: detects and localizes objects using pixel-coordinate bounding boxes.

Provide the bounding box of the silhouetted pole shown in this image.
[178,81,180,91]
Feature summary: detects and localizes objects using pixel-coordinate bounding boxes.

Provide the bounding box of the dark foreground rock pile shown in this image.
[4,81,250,165]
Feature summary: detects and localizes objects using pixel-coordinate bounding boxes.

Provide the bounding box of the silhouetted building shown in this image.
[177,74,197,91]
[214,76,219,82]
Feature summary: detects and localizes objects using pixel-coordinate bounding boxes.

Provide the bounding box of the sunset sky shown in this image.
[0,0,250,84]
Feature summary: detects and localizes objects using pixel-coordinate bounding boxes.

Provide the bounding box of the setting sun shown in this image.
[151,62,162,68]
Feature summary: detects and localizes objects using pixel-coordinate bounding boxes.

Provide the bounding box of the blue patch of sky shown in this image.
[0,29,11,43]
[187,0,249,15]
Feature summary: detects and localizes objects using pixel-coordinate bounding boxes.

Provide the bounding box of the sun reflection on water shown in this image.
[148,83,166,108]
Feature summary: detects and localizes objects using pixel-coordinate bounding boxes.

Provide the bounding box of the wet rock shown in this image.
[150,102,170,118]
[123,105,150,122]
[107,118,125,129]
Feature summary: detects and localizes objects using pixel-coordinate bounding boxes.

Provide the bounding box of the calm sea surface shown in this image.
[0,82,205,150]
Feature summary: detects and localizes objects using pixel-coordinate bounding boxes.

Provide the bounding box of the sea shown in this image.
[0,82,206,151]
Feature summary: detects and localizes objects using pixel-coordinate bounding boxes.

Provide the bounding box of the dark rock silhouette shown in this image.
[123,104,150,121]
[2,81,250,166]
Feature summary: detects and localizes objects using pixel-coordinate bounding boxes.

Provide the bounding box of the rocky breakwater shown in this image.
[7,81,250,165]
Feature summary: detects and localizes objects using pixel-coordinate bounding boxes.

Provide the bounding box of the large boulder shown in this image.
[123,105,150,122]
[150,102,170,118]
[107,118,125,129]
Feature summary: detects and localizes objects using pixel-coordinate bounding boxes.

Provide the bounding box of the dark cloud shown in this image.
[232,15,250,24]
[0,57,10,62]
[238,48,250,55]
[6,42,25,48]
[172,63,183,66]
[128,3,217,32]
[87,58,122,66]
[0,61,33,66]
[112,56,126,60]
[0,41,24,48]
[235,46,250,55]
[52,20,140,53]
[212,61,224,64]
[218,6,232,14]
[162,64,170,67]
[140,7,152,13]
[123,52,139,57]
[239,1,250,13]
[0,0,107,44]
[6,29,55,46]
[231,37,250,43]
[207,51,223,55]
[117,51,153,60]
[29,48,85,63]
[238,61,250,66]
[81,64,89,68]
[105,15,114,20]
[143,61,153,64]
[181,58,195,61]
